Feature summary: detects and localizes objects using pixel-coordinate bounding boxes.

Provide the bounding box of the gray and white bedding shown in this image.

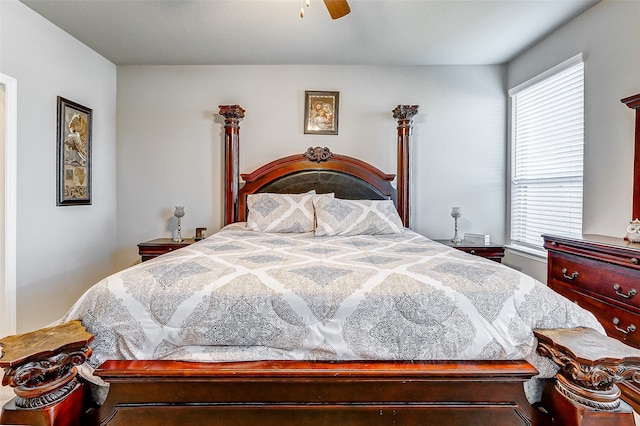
[61,222,603,382]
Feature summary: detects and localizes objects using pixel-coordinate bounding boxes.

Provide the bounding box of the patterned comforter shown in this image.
[62,223,603,379]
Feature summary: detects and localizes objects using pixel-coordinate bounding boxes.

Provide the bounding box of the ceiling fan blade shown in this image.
[323,0,351,20]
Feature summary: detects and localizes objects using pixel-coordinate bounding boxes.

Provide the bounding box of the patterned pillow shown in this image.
[246,192,316,233]
[313,197,404,236]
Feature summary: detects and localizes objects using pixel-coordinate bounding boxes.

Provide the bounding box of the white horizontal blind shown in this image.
[510,59,584,248]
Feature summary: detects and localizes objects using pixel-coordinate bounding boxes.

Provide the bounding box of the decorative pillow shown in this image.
[246,192,317,233]
[313,197,404,236]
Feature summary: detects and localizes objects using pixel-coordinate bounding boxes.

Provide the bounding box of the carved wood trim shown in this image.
[303,146,334,163]
[0,320,93,409]
[622,94,640,221]
[240,149,395,184]
[393,105,419,228]
[535,327,640,411]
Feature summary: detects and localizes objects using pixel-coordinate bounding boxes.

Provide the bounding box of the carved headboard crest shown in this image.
[304,147,334,163]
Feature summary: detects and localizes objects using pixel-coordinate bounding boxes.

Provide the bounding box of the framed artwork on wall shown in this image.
[304,91,339,135]
[56,96,92,206]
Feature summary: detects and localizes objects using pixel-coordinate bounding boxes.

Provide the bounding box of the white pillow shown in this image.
[246,192,316,233]
[313,197,404,236]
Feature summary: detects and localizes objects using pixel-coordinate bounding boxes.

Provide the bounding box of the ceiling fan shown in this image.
[300,0,351,19]
[324,0,351,19]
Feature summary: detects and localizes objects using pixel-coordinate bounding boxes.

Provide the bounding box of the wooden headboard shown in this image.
[236,147,396,223]
[219,104,419,226]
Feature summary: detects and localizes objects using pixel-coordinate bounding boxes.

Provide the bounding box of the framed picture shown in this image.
[56,96,92,206]
[304,91,339,135]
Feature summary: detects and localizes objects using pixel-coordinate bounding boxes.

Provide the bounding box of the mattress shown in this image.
[61,223,603,381]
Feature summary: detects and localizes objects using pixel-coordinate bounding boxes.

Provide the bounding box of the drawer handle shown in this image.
[561,268,579,280]
[613,317,637,335]
[632,257,639,265]
[470,249,476,255]
[613,283,638,299]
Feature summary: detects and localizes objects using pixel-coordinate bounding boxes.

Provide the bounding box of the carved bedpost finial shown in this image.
[219,105,245,127]
[393,105,419,228]
[304,147,334,163]
[392,105,419,123]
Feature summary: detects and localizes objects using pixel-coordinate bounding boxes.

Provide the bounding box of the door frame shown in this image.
[1,73,17,337]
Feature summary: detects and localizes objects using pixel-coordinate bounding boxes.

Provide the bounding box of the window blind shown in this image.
[510,59,584,248]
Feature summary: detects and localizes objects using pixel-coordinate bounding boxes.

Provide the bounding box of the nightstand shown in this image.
[434,239,505,263]
[137,238,195,262]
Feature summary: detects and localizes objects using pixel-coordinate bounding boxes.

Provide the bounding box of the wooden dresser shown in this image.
[543,233,640,410]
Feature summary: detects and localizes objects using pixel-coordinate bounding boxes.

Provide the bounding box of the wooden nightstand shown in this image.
[434,239,505,263]
[137,238,195,262]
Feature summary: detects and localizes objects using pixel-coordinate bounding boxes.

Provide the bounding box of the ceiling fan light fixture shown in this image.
[300,0,310,18]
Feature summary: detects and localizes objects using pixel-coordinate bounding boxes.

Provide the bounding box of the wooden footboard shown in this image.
[4,322,640,426]
[90,359,538,426]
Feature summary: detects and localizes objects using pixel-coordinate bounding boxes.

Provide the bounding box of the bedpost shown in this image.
[392,105,419,228]
[535,327,640,425]
[622,93,640,221]
[0,320,94,426]
[219,105,245,225]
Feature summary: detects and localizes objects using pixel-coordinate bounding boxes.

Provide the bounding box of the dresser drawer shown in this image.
[138,238,195,262]
[434,240,504,262]
[550,282,640,348]
[454,246,504,261]
[548,251,640,312]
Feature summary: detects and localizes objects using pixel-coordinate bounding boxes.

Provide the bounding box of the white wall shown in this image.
[508,0,640,238]
[115,65,507,269]
[505,0,640,281]
[0,0,117,332]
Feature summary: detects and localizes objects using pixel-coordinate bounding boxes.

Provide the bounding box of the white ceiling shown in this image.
[20,0,600,66]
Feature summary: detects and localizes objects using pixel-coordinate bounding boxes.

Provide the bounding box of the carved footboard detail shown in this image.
[535,327,640,425]
[0,320,94,425]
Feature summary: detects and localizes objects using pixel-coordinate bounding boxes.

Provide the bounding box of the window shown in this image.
[509,54,584,249]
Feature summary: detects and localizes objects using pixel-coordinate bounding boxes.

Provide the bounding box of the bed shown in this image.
[1,104,640,426]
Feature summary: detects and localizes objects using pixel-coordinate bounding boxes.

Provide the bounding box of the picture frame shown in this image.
[56,96,92,206]
[304,91,339,135]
